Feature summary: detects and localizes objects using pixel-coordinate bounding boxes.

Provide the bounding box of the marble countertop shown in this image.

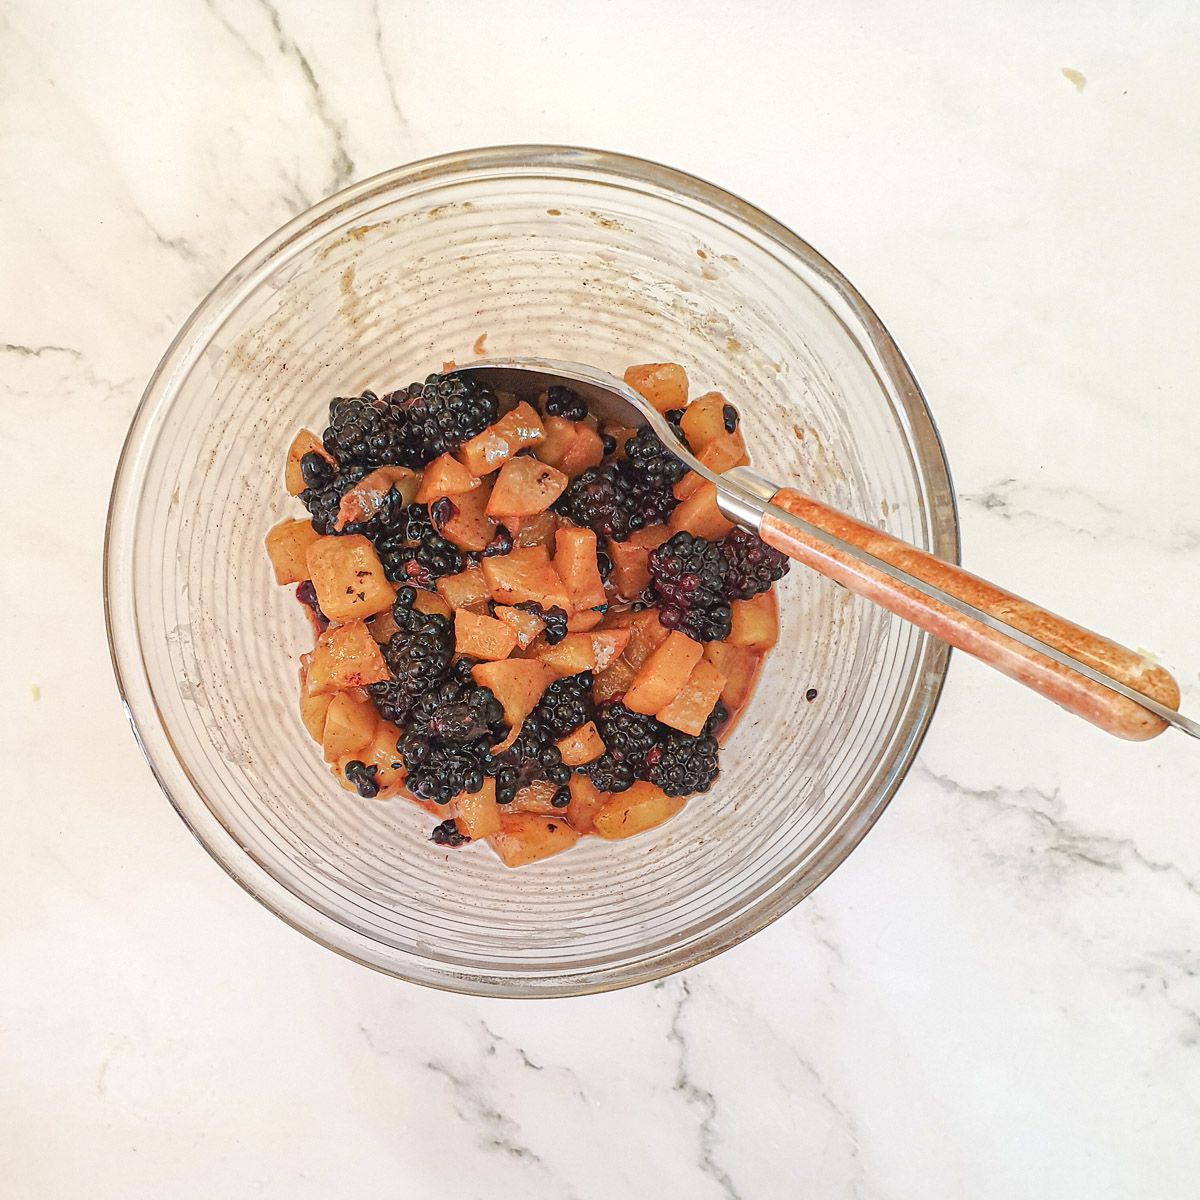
[4,2,1199,1196]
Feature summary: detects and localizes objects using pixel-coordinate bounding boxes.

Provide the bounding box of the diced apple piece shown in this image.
[436,567,490,610]
[321,690,379,762]
[679,392,730,451]
[565,773,608,835]
[606,537,651,598]
[590,628,631,671]
[368,607,400,644]
[533,415,577,470]
[306,534,395,622]
[655,658,726,736]
[412,588,452,618]
[265,518,321,585]
[458,401,545,475]
[554,528,607,610]
[593,656,636,705]
[455,609,519,661]
[298,666,332,741]
[415,454,482,502]
[620,609,670,670]
[334,466,420,530]
[674,470,704,502]
[494,605,544,648]
[285,429,331,496]
[356,720,406,788]
[471,659,557,725]
[629,524,674,551]
[556,721,605,766]
[511,511,553,549]
[440,480,496,552]
[487,812,578,867]
[624,363,688,413]
[559,424,605,477]
[308,622,390,694]
[480,546,572,611]
[450,777,501,840]
[593,781,686,839]
[698,430,746,474]
[508,778,559,814]
[623,630,704,714]
[728,588,779,651]
[703,641,761,710]
[566,608,604,633]
[487,456,568,517]
[669,481,734,540]
[535,633,595,675]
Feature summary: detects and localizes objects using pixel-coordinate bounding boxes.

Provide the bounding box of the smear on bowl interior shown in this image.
[264,363,786,866]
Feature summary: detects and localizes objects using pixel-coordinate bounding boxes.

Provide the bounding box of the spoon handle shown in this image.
[758,488,1183,741]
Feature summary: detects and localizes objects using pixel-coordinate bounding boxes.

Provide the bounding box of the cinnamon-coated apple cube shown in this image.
[356,720,406,789]
[454,609,519,661]
[655,658,727,736]
[306,534,395,621]
[592,781,685,839]
[513,511,557,549]
[556,720,605,766]
[623,363,688,413]
[566,608,604,633]
[450,777,501,840]
[622,630,704,714]
[679,392,731,451]
[617,609,670,670]
[471,658,557,725]
[554,527,607,610]
[321,690,379,762]
[436,567,490,610]
[487,812,579,867]
[702,641,760,709]
[298,666,332,741]
[480,546,572,611]
[494,605,545,648]
[334,466,419,530]
[558,423,605,477]
[534,633,596,675]
[507,779,559,814]
[439,481,497,552]
[285,429,330,496]
[605,537,651,598]
[592,656,636,706]
[458,402,545,475]
[415,454,482,502]
[565,773,609,835]
[487,456,568,517]
[589,628,631,672]
[306,622,390,694]
[265,518,321,585]
[668,481,734,540]
[728,588,779,651]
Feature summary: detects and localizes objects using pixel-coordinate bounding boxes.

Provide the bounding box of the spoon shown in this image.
[458,358,1197,743]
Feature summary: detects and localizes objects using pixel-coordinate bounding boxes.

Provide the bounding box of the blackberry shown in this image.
[394,372,497,466]
[295,580,329,632]
[481,525,513,557]
[543,385,588,422]
[586,702,660,793]
[374,502,465,586]
[399,738,487,803]
[646,732,720,797]
[600,432,618,456]
[702,699,729,739]
[554,463,647,541]
[622,425,688,492]
[721,527,788,601]
[647,532,732,642]
[368,603,454,724]
[596,547,613,581]
[299,460,367,535]
[408,677,505,746]
[533,672,595,739]
[343,760,380,799]
[551,786,572,808]
[322,391,409,468]
[431,819,469,847]
[722,405,740,433]
[514,601,568,645]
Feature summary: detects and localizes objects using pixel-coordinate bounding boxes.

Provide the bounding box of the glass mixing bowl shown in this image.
[105,146,957,996]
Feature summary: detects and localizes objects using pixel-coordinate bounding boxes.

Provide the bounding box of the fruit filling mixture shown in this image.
[265,362,787,866]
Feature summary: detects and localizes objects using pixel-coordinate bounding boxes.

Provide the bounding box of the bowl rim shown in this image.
[104,143,959,996]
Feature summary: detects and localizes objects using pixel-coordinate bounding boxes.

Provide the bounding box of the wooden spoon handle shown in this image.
[759,488,1181,741]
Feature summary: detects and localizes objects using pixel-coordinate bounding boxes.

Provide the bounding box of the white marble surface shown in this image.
[3,1,1199,1196]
